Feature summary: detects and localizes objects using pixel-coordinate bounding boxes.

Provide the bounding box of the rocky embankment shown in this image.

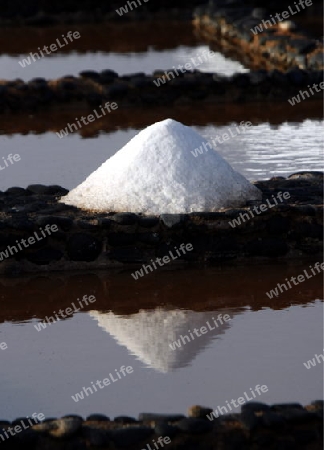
[0,172,322,274]
[0,67,323,113]
[194,1,323,71]
[0,0,322,111]
[0,402,323,449]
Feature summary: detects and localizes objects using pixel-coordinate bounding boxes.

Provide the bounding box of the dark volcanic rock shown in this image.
[245,238,289,257]
[154,422,178,438]
[111,213,139,225]
[82,426,111,445]
[67,233,102,261]
[0,173,322,273]
[86,414,110,422]
[26,247,64,265]
[139,413,185,422]
[242,402,270,413]
[176,418,213,434]
[110,427,154,447]
[1,400,323,448]
[35,215,73,231]
[109,247,144,263]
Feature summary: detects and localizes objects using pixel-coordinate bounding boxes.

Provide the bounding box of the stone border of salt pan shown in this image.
[60,119,262,214]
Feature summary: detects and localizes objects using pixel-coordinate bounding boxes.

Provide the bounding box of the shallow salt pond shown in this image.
[0,18,322,425]
[0,120,322,191]
[0,45,248,81]
[0,265,322,420]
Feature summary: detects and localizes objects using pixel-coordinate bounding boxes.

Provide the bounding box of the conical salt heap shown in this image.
[61,119,261,214]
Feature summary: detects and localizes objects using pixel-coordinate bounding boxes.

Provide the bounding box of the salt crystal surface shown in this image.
[61,119,261,214]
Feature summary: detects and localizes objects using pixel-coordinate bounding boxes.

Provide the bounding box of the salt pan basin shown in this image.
[61,119,261,214]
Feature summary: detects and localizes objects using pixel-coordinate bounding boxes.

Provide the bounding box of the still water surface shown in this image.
[0,45,247,81]
[0,264,323,419]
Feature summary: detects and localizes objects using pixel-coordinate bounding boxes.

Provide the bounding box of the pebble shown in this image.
[111,213,139,225]
[262,411,287,428]
[160,214,187,228]
[139,413,185,422]
[82,426,111,446]
[86,414,110,421]
[239,411,262,431]
[176,418,213,434]
[187,405,214,419]
[114,416,138,424]
[154,422,178,438]
[241,402,270,413]
[67,233,102,261]
[110,427,154,447]
[51,418,83,438]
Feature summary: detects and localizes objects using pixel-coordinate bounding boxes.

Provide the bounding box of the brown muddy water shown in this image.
[0,264,323,419]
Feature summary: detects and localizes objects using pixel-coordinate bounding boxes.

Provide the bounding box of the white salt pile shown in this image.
[61,119,261,214]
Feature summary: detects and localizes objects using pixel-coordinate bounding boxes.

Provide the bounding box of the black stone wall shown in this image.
[0,173,322,274]
[0,68,323,113]
[0,402,322,449]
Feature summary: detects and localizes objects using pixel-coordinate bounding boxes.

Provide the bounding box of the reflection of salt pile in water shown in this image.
[61,119,261,214]
[89,308,236,373]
